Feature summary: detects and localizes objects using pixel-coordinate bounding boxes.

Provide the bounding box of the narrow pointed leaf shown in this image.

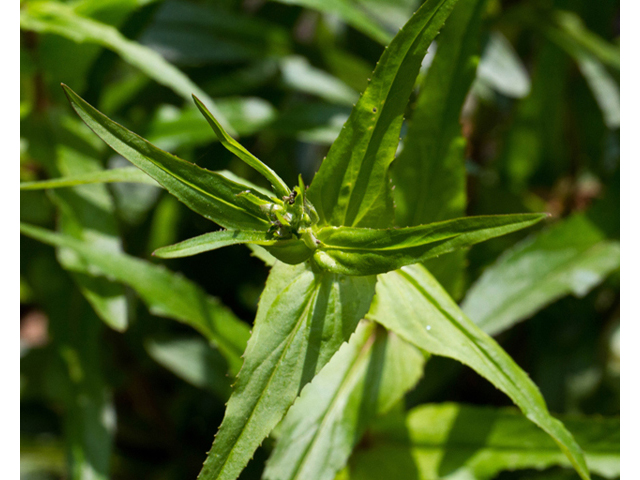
[20,1,234,132]
[313,214,546,275]
[307,0,461,228]
[20,223,249,374]
[462,214,620,336]
[193,95,291,199]
[198,262,376,480]
[62,85,272,231]
[366,264,590,480]
[264,321,425,480]
[348,403,619,480]
[20,167,158,190]
[391,0,487,296]
[153,230,281,259]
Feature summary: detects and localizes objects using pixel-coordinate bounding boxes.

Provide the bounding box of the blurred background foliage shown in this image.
[20,0,619,479]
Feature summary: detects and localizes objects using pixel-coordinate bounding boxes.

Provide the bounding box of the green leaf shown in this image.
[193,95,290,199]
[307,0,461,228]
[20,222,250,375]
[61,85,274,232]
[264,321,425,480]
[20,0,234,132]
[20,167,158,190]
[391,0,487,297]
[22,114,129,332]
[348,403,619,480]
[145,337,232,400]
[366,264,591,480]
[462,214,620,336]
[313,214,546,275]
[198,262,376,480]
[153,230,282,259]
[476,31,531,98]
[270,0,394,45]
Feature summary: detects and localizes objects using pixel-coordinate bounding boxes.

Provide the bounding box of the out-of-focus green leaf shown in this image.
[20,167,157,190]
[153,230,283,259]
[22,114,129,332]
[139,0,290,65]
[575,53,619,129]
[145,337,232,399]
[264,321,425,480]
[462,214,620,336]
[20,0,234,132]
[279,56,359,106]
[147,98,276,151]
[348,403,619,480]
[392,0,486,297]
[366,264,590,480]
[198,262,376,480]
[269,103,350,145]
[62,85,273,231]
[307,0,461,229]
[20,223,250,375]
[476,31,531,98]
[313,214,546,275]
[193,95,290,199]
[271,0,394,45]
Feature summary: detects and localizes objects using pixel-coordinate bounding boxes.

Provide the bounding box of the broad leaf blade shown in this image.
[348,403,619,480]
[62,85,272,232]
[20,223,249,375]
[307,0,461,229]
[462,214,620,336]
[198,262,376,480]
[264,321,425,480]
[20,1,234,132]
[193,95,290,198]
[20,167,158,190]
[313,214,546,275]
[366,264,590,480]
[153,230,281,259]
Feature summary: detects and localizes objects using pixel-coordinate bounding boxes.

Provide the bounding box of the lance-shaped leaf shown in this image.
[307,0,461,229]
[348,403,619,480]
[62,85,273,231]
[20,223,249,375]
[264,321,425,480]
[20,167,158,190]
[193,95,291,199]
[153,230,282,259]
[462,214,620,336]
[366,264,591,480]
[312,214,546,275]
[391,0,487,297]
[198,262,376,480]
[20,0,234,132]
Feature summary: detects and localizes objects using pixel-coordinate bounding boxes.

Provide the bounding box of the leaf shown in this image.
[20,223,250,375]
[313,214,546,275]
[62,85,274,232]
[264,321,425,480]
[476,31,531,99]
[153,230,282,259]
[270,0,394,45]
[574,53,619,129]
[198,262,376,480]
[307,0,462,229]
[193,95,290,199]
[20,0,234,132]
[145,337,232,400]
[391,0,487,296]
[20,167,158,190]
[462,214,620,336]
[348,403,619,480]
[366,264,591,480]
[22,113,129,332]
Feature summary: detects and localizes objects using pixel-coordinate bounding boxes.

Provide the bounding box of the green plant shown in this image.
[20,0,620,479]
